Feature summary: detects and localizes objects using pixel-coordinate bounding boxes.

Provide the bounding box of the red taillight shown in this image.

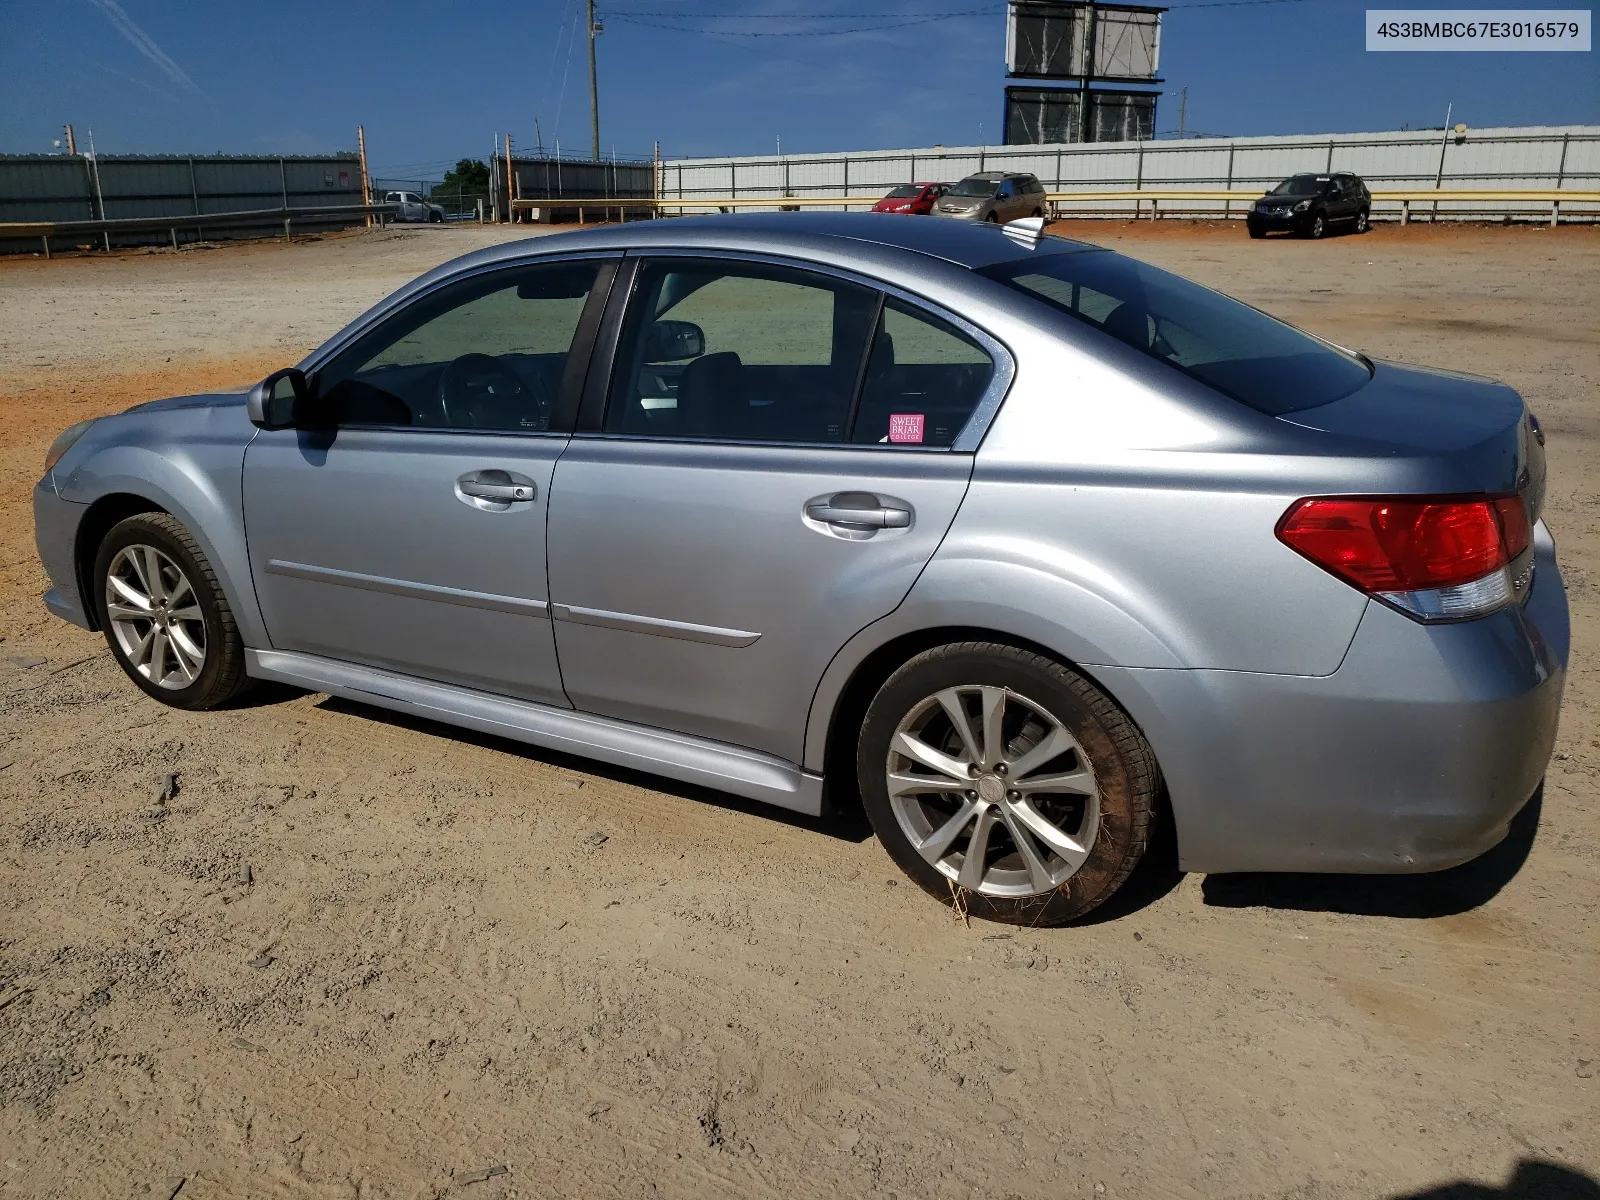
[1277,495,1529,593]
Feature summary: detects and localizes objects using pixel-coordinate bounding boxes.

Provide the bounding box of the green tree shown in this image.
[439,158,489,193]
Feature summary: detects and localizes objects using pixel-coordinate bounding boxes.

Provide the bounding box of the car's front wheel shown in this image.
[1307,212,1327,239]
[857,642,1158,926]
[94,513,250,710]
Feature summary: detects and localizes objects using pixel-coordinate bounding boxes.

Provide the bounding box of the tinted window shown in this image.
[951,177,999,197]
[853,299,995,447]
[885,185,921,199]
[982,250,1371,415]
[604,260,876,442]
[317,261,600,430]
[1270,174,1325,196]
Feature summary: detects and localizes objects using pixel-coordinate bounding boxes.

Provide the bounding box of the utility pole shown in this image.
[1177,87,1187,138]
[64,123,77,155]
[587,0,601,161]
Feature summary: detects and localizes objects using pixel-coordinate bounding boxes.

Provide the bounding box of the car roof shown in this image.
[448,212,1098,274]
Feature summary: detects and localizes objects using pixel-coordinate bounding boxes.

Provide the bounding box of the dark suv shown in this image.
[1248,172,1371,239]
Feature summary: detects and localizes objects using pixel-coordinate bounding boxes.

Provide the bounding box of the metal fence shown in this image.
[661,125,1600,220]
[502,155,656,222]
[0,153,369,250]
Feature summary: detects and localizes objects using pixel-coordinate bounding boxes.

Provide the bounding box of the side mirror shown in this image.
[247,367,310,430]
[644,320,705,362]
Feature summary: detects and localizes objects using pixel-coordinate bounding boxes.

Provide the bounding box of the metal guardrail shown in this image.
[529,189,1600,227]
[0,202,399,256]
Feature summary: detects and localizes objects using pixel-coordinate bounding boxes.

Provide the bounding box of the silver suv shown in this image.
[935,172,1048,222]
[32,214,1566,926]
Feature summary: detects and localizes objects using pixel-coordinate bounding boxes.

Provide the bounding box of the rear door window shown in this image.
[982,249,1371,415]
[604,260,876,442]
[853,300,996,447]
[602,260,997,448]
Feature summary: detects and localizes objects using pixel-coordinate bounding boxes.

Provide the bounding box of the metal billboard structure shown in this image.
[1004,1,1163,145]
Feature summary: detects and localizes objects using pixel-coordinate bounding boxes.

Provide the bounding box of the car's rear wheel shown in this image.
[1355,207,1370,234]
[857,642,1158,926]
[94,513,250,710]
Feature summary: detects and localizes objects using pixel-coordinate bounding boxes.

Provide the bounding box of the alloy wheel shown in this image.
[104,544,207,690]
[886,685,1100,898]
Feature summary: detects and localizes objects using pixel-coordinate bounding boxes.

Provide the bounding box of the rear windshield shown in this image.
[885,185,922,198]
[1270,174,1326,195]
[981,250,1371,415]
[951,177,999,197]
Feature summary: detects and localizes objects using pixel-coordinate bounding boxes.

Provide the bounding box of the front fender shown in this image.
[56,428,265,648]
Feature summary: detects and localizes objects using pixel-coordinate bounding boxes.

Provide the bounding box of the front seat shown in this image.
[676,351,744,438]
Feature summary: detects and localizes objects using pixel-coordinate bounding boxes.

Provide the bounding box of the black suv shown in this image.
[1247,172,1371,239]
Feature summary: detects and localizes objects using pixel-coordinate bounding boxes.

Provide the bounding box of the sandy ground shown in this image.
[0,220,1596,1199]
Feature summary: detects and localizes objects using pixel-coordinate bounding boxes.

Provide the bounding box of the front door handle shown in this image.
[455,469,537,512]
[806,502,911,529]
[460,480,536,502]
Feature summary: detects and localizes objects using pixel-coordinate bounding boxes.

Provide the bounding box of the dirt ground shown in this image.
[1,220,1596,1200]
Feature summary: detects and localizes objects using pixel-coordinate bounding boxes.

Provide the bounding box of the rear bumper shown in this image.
[1096,522,1568,874]
[34,478,93,629]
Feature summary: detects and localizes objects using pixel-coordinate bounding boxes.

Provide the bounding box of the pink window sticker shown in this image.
[888,413,926,444]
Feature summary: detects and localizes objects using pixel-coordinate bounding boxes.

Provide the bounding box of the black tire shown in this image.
[985,212,999,223]
[93,512,251,710]
[429,210,443,224]
[1031,207,1044,219]
[1307,212,1327,239]
[1248,225,1266,239]
[857,642,1159,926]
[1355,207,1370,234]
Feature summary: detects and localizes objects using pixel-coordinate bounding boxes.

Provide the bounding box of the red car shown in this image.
[871,182,950,215]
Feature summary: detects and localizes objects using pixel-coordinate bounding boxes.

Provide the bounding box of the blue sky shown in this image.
[1,0,1594,177]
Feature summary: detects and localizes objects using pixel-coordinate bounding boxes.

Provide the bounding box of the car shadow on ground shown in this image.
[1200,786,1543,919]
[308,693,876,843]
[1392,1159,1600,1199]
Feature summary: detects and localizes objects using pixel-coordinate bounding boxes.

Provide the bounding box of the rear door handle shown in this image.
[805,502,911,529]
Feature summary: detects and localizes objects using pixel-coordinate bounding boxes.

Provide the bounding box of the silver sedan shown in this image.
[32,213,1567,926]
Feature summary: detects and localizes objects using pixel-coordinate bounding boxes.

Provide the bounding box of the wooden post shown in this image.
[1401,199,1410,226]
[357,125,372,227]
[505,133,516,221]
[1550,200,1559,228]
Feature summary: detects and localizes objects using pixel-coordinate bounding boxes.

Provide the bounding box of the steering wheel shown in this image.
[436,353,550,428]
